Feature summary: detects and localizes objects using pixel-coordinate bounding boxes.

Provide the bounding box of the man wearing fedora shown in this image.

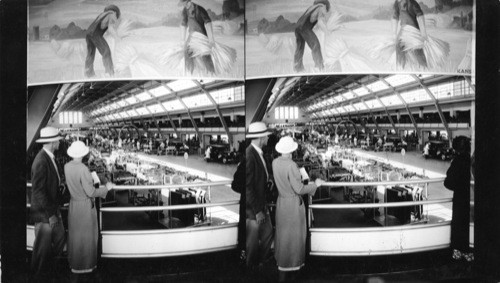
[30,127,66,279]
[179,0,216,75]
[246,122,273,269]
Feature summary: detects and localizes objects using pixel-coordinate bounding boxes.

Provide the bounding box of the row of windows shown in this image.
[95,86,244,122]
[307,75,448,112]
[275,106,299,120]
[90,80,225,117]
[312,79,473,118]
[59,111,83,124]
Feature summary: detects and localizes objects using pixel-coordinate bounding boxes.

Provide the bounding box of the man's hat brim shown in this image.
[36,136,63,143]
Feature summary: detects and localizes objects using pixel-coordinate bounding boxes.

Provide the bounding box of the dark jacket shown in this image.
[246,145,269,220]
[444,154,471,251]
[232,157,246,252]
[30,149,61,223]
[181,3,212,35]
[87,11,114,37]
[296,4,322,31]
[393,0,423,29]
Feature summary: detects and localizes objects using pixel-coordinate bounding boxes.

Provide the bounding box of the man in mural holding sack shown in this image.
[293,0,330,72]
[84,5,120,78]
[179,0,216,75]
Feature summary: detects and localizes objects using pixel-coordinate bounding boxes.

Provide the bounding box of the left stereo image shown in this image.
[26,79,246,281]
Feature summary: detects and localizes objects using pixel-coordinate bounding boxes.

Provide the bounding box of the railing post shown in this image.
[208,185,212,223]
[425,182,429,220]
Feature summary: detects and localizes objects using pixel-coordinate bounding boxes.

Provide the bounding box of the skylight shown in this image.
[364,99,382,109]
[136,91,152,102]
[352,87,369,97]
[162,99,184,111]
[117,100,128,107]
[182,93,212,108]
[136,107,149,116]
[342,92,355,100]
[127,109,139,117]
[380,95,403,107]
[366,80,389,92]
[384,74,415,87]
[149,85,170,97]
[400,88,431,104]
[353,102,367,110]
[167,80,198,92]
[126,96,138,105]
[108,102,119,110]
[344,105,355,112]
[147,104,164,114]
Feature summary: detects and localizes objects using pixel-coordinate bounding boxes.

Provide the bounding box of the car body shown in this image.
[205,144,239,164]
[386,136,408,152]
[424,141,454,160]
[166,141,189,156]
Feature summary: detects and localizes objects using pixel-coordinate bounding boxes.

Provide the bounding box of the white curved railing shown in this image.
[98,180,239,258]
[27,180,240,257]
[305,178,475,256]
[28,178,475,257]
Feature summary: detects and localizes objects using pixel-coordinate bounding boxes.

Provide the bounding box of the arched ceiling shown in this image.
[49,79,245,125]
[266,74,475,120]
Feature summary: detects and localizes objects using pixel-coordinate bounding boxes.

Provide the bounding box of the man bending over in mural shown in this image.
[85,5,120,78]
[293,0,330,72]
[179,0,216,75]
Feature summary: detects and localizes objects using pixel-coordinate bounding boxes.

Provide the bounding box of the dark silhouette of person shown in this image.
[444,136,473,261]
[293,0,330,72]
[85,5,120,77]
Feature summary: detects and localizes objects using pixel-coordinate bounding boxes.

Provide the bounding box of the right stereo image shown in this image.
[244,72,475,281]
[243,0,476,281]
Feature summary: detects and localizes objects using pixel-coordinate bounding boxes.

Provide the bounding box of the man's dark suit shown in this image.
[30,149,65,278]
[246,144,273,266]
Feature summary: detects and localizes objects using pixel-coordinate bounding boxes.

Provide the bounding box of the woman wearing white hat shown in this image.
[64,141,114,274]
[272,136,324,281]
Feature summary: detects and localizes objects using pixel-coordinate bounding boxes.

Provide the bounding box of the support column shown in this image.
[412,75,453,147]
[362,100,381,133]
[194,80,233,148]
[362,84,397,133]
[163,83,202,139]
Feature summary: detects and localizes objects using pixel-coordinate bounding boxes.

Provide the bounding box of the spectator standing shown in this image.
[444,136,473,261]
[30,127,66,280]
[245,122,273,269]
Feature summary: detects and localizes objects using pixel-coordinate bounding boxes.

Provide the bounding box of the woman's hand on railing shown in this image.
[106,182,115,191]
[315,178,325,187]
